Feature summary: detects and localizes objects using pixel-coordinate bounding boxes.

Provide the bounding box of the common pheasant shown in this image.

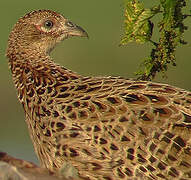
[6,9,191,180]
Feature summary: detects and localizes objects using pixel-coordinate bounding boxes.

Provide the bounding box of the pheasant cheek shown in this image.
[35,24,43,32]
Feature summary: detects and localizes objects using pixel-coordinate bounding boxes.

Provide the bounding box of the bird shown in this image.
[6,9,191,180]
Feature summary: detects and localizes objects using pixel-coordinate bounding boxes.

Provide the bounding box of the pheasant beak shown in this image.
[64,21,89,38]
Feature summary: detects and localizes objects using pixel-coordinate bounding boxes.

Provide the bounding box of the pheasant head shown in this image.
[6,9,88,57]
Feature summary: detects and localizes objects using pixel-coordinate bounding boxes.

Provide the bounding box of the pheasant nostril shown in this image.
[66,21,75,27]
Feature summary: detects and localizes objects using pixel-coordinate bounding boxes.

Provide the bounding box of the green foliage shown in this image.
[121,0,190,80]
[121,0,160,44]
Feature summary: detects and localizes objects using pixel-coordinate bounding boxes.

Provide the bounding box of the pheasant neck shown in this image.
[7,49,80,105]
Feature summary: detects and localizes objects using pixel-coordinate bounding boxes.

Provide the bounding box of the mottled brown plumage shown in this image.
[6,10,191,180]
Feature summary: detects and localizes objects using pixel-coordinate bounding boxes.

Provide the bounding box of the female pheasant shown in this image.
[6,9,191,180]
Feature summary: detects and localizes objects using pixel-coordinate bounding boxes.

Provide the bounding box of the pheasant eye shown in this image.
[44,20,54,29]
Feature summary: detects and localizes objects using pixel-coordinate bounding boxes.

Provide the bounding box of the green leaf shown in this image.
[121,0,160,45]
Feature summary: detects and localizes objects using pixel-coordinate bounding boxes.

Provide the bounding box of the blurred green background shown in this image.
[0,1,191,164]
